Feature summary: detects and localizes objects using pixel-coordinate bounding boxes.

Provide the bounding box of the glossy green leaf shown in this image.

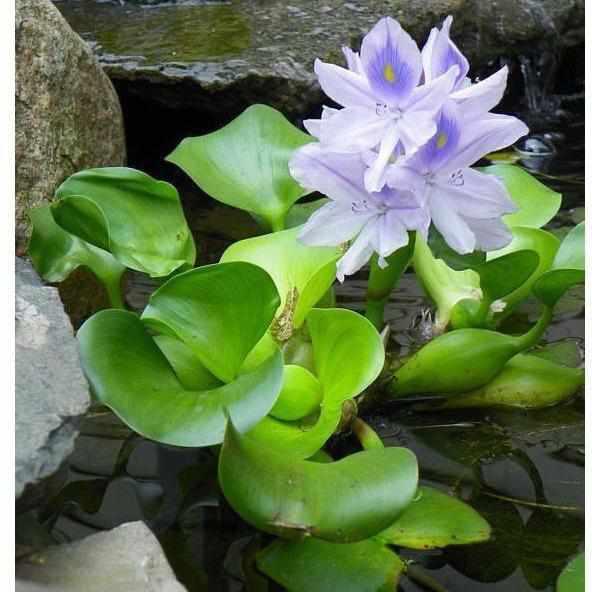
[428,353,584,410]
[428,227,486,270]
[166,104,313,231]
[248,308,385,458]
[481,165,562,228]
[52,167,196,277]
[218,421,418,542]
[78,310,284,447]
[270,365,323,421]
[530,340,582,368]
[534,222,585,306]
[142,262,280,383]
[487,227,560,317]
[557,553,584,592]
[375,486,491,549]
[477,250,539,303]
[28,206,126,308]
[257,537,405,592]
[220,227,340,328]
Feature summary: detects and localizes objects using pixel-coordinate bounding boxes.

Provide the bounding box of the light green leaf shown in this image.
[270,365,323,421]
[28,206,126,308]
[557,553,584,592]
[78,310,284,447]
[166,104,313,231]
[534,222,585,306]
[248,308,385,458]
[481,164,562,228]
[218,421,418,542]
[221,227,340,328]
[257,537,405,592]
[52,167,196,277]
[142,262,280,383]
[375,486,490,549]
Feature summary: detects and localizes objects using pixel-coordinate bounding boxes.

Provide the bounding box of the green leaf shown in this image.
[257,537,405,592]
[270,365,323,421]
[218,421,418,542]
[477,250,540,303]
[530,340,582,368]
[487,227,560,316]
[220,227,340,328]
[28,206,126,308]
[142,262,280,383]
[429,353,584,410]
[248,308,385,458]
[534,222,585,306]
[557,553,584,592]
[481,164,562,228]
[427,227,486,270]
[375,486,491,549]
[52,167,196,277]
[78,310,284,447]
[166,104,313,231]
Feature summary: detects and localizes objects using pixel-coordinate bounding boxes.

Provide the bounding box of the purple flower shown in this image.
[290,143,429,281]
[385,101,528,254]
[307,17,459,192]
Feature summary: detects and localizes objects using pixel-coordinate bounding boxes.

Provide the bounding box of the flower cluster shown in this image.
[290,16,528,281]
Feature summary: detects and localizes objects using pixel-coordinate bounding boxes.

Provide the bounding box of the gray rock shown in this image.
[16,521,187,592]
[53,0,583,117]
[16,257,90,498]
[16,0,126,253]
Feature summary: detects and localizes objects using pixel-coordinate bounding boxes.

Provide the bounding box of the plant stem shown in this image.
[102,274,126,309]
[405,563,449,592]
[352,418,384,450]
[516,305,553,351]
[365,233,416,329]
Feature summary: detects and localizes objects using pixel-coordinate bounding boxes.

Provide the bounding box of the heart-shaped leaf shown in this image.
[218,421,418,542]
[52,167,196,277]
[257,537,405,592]
[270,365,323,421]
[557,553,584,592]
[247,308,384,458]
[167,104,313,231]
[481,165,562,228]
[142,262,280,383]
[220,227,340,328]
[28,206,126,307]
[78,310,284,447]
[533,222,584,306]
[487,227,560,316]
[375,486,491,549]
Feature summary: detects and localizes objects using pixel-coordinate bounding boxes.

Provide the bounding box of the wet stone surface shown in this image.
[52,0,584,118]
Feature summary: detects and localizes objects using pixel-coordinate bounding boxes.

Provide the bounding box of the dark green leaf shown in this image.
[142,262,280,383]
[375,486,491,549]
[166,105,313,231]
[53,167,196,277]
[257,537,404,592]
[427,226,486,270]
[218,421,418,542]
[28,206,125,307]
[78,310,284,447]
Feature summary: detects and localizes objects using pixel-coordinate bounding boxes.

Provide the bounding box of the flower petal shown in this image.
[364,122,400,191]
[385,164,427,203]
[371,209,410,257]
[318,106,387,153]
[336,219,377,281]
[342,46,363,74]
[404,64,459,112]
[360,17,422,105]
[397,109,438,156]
[289,143,369,204]
[464,216,513,251]
[303,106,338,138]
[439,113,529,173]
[451,66,509,120]
[298,201,375,247]
[429,191,476,254]
[422,16,469,88]
[314,59,376,108]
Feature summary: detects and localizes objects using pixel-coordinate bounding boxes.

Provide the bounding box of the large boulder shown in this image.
[16,521,187,591]
[53,0,584,118]
[16,0,126,253]
[15,257,90,499]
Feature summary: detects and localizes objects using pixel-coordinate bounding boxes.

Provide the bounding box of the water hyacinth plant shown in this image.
[28,14,584,592]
